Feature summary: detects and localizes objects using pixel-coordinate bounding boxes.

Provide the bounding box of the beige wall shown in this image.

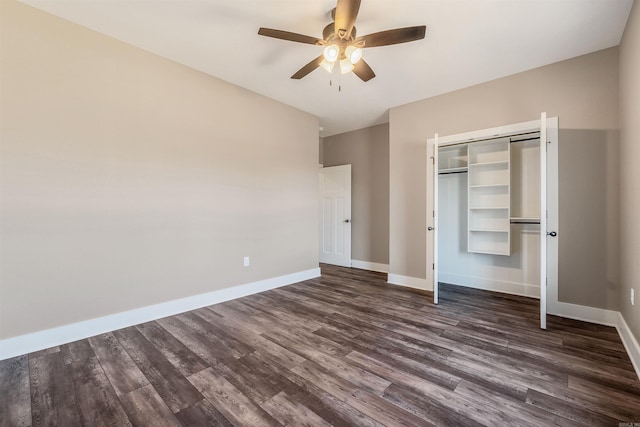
[619,0,640,341]
[557,129,619,308]
[0,0,319,340]
[323,124,390,265]
[390,47,620,310]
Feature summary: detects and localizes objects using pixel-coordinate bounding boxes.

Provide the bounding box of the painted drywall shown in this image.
[323,124,390,265]
[0,0,319,340]
[619,0,640,342]
[390,47,620,310]
[557,129,620,308]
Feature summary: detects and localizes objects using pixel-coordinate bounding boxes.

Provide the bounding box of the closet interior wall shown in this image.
[438,134,541,298]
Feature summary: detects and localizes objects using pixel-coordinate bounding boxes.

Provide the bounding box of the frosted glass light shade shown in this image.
[323,45,339,62]
[320,58,335,73]
[345,46,363,64]
[340,58,354,74]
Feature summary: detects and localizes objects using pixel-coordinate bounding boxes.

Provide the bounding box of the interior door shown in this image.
[431,136,439,304]
[319,165,352,267]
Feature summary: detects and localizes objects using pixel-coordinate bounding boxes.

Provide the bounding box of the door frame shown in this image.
[427,115,559,329]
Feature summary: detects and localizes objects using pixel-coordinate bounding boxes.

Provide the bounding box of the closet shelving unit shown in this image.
[438,144,468,174]
[467,138,511,255]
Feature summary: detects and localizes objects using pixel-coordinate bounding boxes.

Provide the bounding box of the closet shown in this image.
[428,115,558,329]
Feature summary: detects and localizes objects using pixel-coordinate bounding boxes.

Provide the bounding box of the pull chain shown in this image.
[328,74,344,92]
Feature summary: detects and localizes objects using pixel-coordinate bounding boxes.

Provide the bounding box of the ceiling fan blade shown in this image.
[258,28,322,45]
[357,26,426,48]
[334,0,361,40]
[291,55,324,79]
[353,59,375,82]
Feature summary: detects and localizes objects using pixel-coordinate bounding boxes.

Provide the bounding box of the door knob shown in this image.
[427,226,434,231]
[344,219,351,223]
[547,231,557,237]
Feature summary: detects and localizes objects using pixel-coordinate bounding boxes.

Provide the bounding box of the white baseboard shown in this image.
[548,301,619,326]
[387,274,431,291]
[0,267,320,361]
[616,313,640,380]
[351,260,389,273]
[439,272,540,299]
[548,301,639,380]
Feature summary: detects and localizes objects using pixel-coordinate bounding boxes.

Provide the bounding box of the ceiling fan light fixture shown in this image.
[320,58,335,73]
[345,45,363,64]
[323,44,339,63]
[339,58,355,74]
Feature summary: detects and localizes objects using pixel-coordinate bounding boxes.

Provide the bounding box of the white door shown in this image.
[539,114,547,329]
[539,113,561,329]
[430,136,440,304]
[319,165,352,267]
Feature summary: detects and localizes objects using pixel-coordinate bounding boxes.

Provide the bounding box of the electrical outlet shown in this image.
[243,256,250,267]
[631,288,635,306]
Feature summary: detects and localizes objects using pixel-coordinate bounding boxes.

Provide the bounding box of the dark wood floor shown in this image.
[2,264,639,426]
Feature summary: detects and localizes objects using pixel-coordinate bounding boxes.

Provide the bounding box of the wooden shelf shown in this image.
[469,184,508,188]
[469,160,509,167]
[469,207,509,210]
[467,138,510,256]
[468,249,511,256]
[438,145,468,171]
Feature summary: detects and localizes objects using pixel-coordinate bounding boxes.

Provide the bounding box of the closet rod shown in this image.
[438,170,468,175]
[510,220,541,224]
[510,136,541,144]
[438,130,540,148]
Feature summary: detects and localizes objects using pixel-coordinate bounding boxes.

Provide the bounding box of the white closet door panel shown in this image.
[540,113,548,330]
[432,135,439,304]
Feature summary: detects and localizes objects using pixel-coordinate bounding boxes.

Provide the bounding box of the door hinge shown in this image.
[432,263,435,270]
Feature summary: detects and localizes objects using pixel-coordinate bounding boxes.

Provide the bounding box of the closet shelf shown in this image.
[469,206,509,210]
[469,160,509,167]
[469,249,510,256]
[468,184,508,188]
[467,138,511,256]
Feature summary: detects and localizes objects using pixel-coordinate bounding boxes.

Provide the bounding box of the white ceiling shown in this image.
[20,0,633,137]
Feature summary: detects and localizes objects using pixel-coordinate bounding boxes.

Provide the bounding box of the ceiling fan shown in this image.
[258,0,426,82]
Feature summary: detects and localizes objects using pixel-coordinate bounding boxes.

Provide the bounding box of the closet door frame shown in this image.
[428,115,558,329]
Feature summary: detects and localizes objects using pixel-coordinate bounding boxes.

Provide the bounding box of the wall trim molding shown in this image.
[548,301,639,380]
[0,267,321,361]
[616,312,640,380]
[439,272,540,299]
[351,260,389,273]
[388,274,431,291]
[548,301,619,326]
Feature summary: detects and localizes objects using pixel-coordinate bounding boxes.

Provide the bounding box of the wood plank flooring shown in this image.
[2,264,639,426]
